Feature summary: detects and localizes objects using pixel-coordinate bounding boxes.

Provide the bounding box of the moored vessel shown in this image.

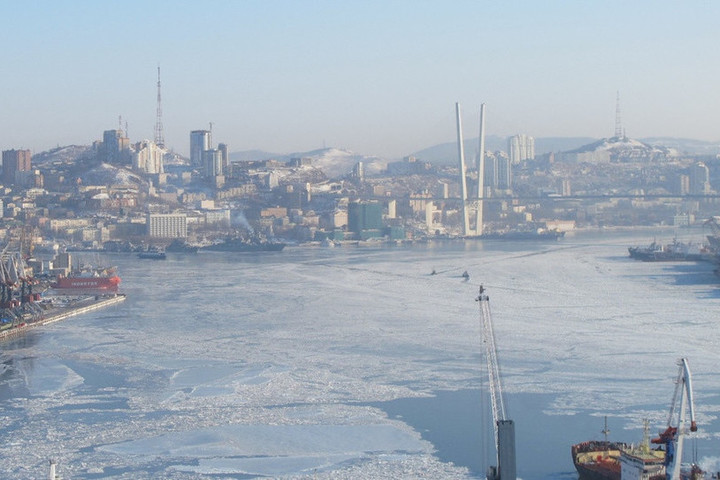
[628,239,708,262]
[200,236,285,252]
[572,359,706,480]
[138,248,166,260]
[51,266,121,293]
[572,417,628,480]
[479,228,565,241]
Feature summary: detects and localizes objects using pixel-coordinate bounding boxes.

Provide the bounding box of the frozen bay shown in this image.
[1,229,719,479]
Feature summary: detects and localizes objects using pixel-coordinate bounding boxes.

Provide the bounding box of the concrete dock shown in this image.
[0,294,126,341]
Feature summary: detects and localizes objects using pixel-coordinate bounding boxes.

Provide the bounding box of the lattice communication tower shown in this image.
[154,65,165,148]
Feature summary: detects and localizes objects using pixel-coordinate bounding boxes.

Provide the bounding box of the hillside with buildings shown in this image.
[0,125,718,257]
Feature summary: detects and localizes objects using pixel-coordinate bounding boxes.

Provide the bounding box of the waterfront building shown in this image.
[2,149,32,186]
[190,130,211,168]
[147,213,188,238]
[320,209,347,230]
[508,134,535,164]
[348,201,383,235]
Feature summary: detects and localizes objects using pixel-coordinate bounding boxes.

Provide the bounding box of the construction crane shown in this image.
[651,357,701,480]
[476,286,516,480]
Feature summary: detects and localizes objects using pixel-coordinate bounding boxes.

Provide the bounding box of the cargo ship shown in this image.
[573,359,706,480]
[572,417,629,480]
[572,435,664,480]
[51,267,121,293]
[572,433,704,480]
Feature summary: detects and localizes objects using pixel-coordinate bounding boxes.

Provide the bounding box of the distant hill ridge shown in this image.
[31,135,719,178]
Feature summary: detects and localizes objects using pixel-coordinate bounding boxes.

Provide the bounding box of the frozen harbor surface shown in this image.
[1,229,719,479]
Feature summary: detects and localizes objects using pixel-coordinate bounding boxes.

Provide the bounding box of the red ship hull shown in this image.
[572,441,625,480]
[51,275,121,292]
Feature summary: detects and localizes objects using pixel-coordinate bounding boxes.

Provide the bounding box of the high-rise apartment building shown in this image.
[496,153,512,189]
[2,149,32,186]
[508,134,535,164]
[190,130,211,168]
[203,149,223,177]
[348,202,383,233]
[484,152,498,190]
[217,143,229,173]
[133,140,165,174]
[103,129,130,164]
[689,162,710,195]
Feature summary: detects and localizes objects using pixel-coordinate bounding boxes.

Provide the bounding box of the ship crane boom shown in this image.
[651,357,699,480]
[476,286,515,480]
[478,288,506,435]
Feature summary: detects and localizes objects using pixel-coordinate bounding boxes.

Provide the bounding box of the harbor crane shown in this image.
[651,357,701,480]
[476,286,516,480]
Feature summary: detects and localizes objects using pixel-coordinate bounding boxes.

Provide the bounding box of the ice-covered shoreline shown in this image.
[0,231,717,478]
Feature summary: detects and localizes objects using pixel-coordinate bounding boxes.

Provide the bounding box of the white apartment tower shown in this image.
[508,134,535,164]
[133,140,165,174]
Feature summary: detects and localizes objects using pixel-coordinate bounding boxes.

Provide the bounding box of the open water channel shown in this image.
[0,229,719,479]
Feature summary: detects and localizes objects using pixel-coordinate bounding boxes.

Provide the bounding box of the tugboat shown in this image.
[137,247,166,260]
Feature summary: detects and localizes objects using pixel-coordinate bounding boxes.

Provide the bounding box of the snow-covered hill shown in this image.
[283,148,385,178]
[566,136,677,161]
[80,163,149,188]
[31,145,93,165]
[231,147,386,179]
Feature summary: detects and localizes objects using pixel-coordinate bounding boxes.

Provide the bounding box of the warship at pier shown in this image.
[200,235,285,252]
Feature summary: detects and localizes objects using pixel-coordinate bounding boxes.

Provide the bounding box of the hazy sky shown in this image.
[1,1,719,159]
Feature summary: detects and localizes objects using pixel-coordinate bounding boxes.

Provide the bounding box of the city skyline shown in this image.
[1,1,719,159]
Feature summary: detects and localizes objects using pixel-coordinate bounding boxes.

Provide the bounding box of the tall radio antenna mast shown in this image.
[154,65,165,148]
[614,90,623,139]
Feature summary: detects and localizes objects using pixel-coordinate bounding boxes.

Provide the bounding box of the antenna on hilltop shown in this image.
[614,91,623,139]
[154,64,165,148]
